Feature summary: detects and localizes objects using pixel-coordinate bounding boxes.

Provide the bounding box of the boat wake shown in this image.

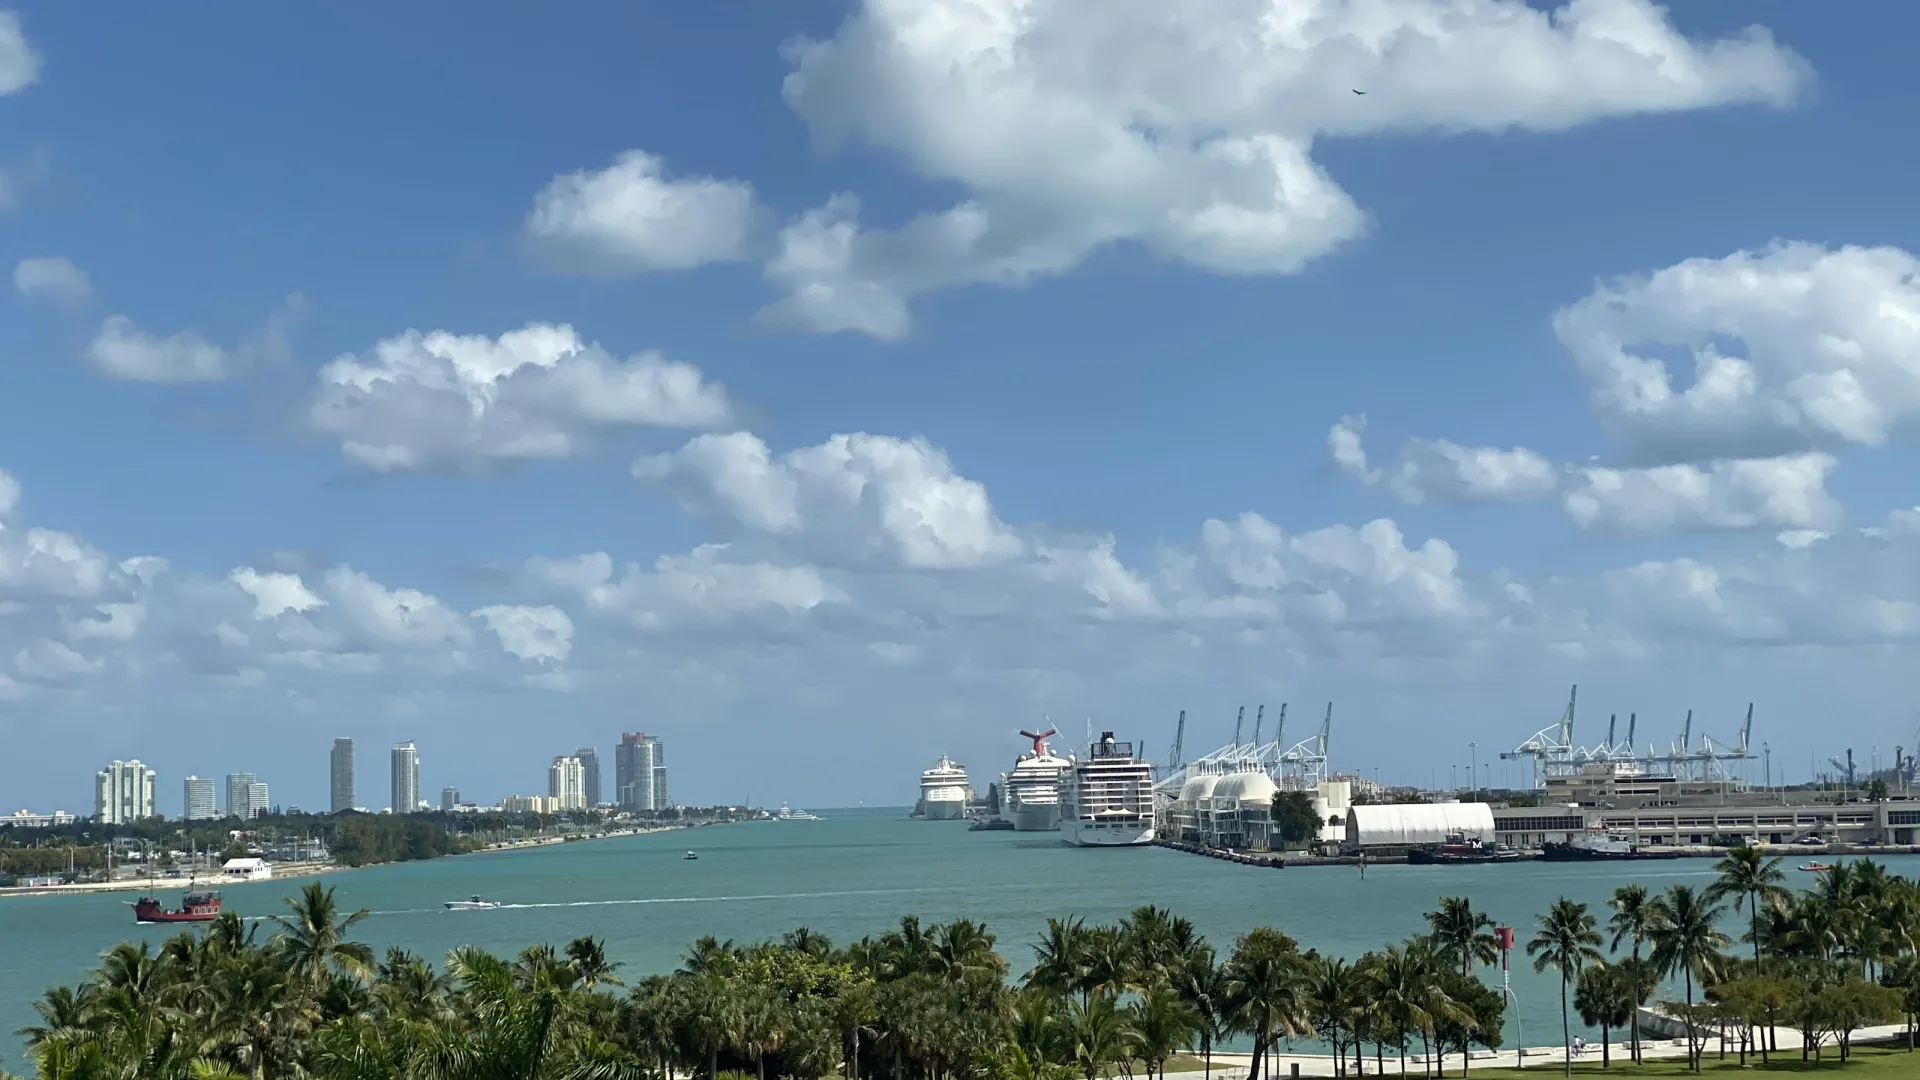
[339,884,1010,920]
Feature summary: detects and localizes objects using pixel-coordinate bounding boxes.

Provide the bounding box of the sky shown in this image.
[4,0,1920,814]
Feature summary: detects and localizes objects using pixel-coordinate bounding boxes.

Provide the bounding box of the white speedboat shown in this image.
[684,850,698,860]
[444,895,501,910]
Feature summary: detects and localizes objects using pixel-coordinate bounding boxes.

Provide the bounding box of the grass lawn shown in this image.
[1456,1042,1916,1077]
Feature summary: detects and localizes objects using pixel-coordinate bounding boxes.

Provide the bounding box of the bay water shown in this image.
[5,808,1910,1064]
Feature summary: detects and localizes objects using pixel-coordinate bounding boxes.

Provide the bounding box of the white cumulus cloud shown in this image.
[13,257,91,304]
[636,430,1026,570]
[525,150,759,274]
[1553,242,1920,462]
[1327,415,1558,505]
[308,322,734,473]
[472,604,573,664]
[760,0,1808,337]
[228,568,326,619]
[0,11,40,95]
[86,315,233,383]
[1563,453,1842,535]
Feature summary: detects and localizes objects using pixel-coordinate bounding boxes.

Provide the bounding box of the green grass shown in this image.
[1458,1042,1915,1077]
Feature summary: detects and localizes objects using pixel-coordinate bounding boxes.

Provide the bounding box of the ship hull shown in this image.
[1060,818,1154,846]
[921,799,966,821]
[1541,842,1680,861]
[1009,802,1060,831]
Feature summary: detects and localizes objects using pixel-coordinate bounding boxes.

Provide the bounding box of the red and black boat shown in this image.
[131,890,222,923]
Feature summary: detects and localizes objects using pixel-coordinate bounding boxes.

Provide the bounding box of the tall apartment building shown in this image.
[95,760,156,824]
[441,786,460,810]
[616,733,667,811]
[574,746,602,808]
[549,755,586,812]
[330,738,355,813]
[183,776,217,821]
[245,781,270,820]
[225,773,256,819]
[391,741,419,814]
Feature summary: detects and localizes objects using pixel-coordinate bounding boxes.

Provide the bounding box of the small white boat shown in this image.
[1799,862,1832,873]
[444,895,502,910]
[684,850,698,860]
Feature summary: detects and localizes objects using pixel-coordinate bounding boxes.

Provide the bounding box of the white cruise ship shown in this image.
[1059,731,1155,846]
[1004,727,1071,831]
[916,755,970,820]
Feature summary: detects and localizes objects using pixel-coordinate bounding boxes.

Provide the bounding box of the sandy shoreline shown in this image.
[0,823,697,900]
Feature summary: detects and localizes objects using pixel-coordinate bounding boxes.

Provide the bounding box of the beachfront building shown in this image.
[616,732,667,811]
[95,760,156,824]
[549,756,587,811]
[220,857,273,881]
[574,746,602,807]
[330,738,355,812]
[391,741,419,814]
[183,776,217,821]
[5,809,78,829]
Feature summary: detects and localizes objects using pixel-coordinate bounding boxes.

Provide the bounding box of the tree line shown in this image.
[14,851,1920,1080]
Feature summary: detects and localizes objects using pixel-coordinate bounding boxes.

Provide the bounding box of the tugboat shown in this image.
[1543,822,1681,861]
[131,890,222,923]
[1408,831,1522,865]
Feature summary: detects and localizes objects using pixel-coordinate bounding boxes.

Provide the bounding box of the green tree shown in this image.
[1573,965,1633,1069]
[1704,845,1789,968]
[1648,885,1730,1073]
[1527,898,1603,1078]
[1223,928,1308,1080]
[1605,883,1657,1064]
[1270,791,1320,850]
[1424,897,1499,977]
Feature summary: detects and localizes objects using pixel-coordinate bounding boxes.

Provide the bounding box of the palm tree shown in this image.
[1223,928,1308,1080]
[1029,917,1092,1002]
[1127,985,1200,1080]
[272,883,375,986]
[564,936,625,989]
[1424,897,1500,977]
[1062,990,1129,1080]
[1169,945,1229,1080]
[1647,885,1729,1073]
[1704,846,1789,968]
[1303,956,1360,1077]
[1605,884,1655,1063]
[1573,966,1633,1068]
[1526,898,1603,1078]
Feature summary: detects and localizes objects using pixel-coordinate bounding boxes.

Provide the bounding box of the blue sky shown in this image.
[4,1,1920,813]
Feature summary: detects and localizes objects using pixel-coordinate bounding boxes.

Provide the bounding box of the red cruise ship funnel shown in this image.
[1019,728,1058,756]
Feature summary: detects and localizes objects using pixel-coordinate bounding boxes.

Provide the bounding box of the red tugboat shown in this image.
[131,890,222,923]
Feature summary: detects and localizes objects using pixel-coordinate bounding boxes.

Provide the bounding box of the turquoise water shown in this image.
[5,809,1913,1064]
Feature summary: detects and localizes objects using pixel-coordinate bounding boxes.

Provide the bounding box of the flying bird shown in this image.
[1352,89,1367,95]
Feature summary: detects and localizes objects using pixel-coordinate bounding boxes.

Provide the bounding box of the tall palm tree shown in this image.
[272,883,375,986]
[564,936,625,990]
[1127,985,1200,1080]
[1169,945,1229,1080]
[1223,929,1307,1080]
[1424,897,1500,977]
[1704,846,1789,968]
[1573,966,1633,1069]
[1029,917,1092,1002]
[1526,898,1603,1078]
[1647,885,1729,1073]
[1061,991,1129,1080]
[1303,956,1360,1077]
[1605,884,1655,1064]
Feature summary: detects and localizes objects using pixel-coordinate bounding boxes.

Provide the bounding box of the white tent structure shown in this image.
[1344,802,1494,852]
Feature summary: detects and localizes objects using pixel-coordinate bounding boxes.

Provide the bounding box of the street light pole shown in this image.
[1470,742,1479,801]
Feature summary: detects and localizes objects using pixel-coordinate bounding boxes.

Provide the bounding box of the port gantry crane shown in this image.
[1501,685,1756,788]
[1154,701,1333,799]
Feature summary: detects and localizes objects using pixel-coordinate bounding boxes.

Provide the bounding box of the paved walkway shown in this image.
[1160,1024,1913,1078]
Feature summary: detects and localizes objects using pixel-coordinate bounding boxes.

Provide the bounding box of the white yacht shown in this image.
[1059,731,1155,846]
[916,754,970,820]
[444,895,501,910]
[1004,727,1071,831]
[775,804,821,821]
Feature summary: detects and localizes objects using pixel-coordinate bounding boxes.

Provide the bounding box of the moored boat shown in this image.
[1059,731,1155,847]
[1408,831,1522,864]
[1542,823,1682,861]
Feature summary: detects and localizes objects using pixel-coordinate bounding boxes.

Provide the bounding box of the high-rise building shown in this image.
[441,786,460,810]
[549,755,586,812]
[245,782,270,820]
[391,742,419,814]
[574,746,602,807]
[183,776,217,821]
[225,773,256,819]
[616,733,664,811]
[95,760,156,824]
[330,738,355,813]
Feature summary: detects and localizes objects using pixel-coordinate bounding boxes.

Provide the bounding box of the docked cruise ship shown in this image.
[915,755,970,820]
[1003,727,1071,831]
[1058,731,1155,846]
